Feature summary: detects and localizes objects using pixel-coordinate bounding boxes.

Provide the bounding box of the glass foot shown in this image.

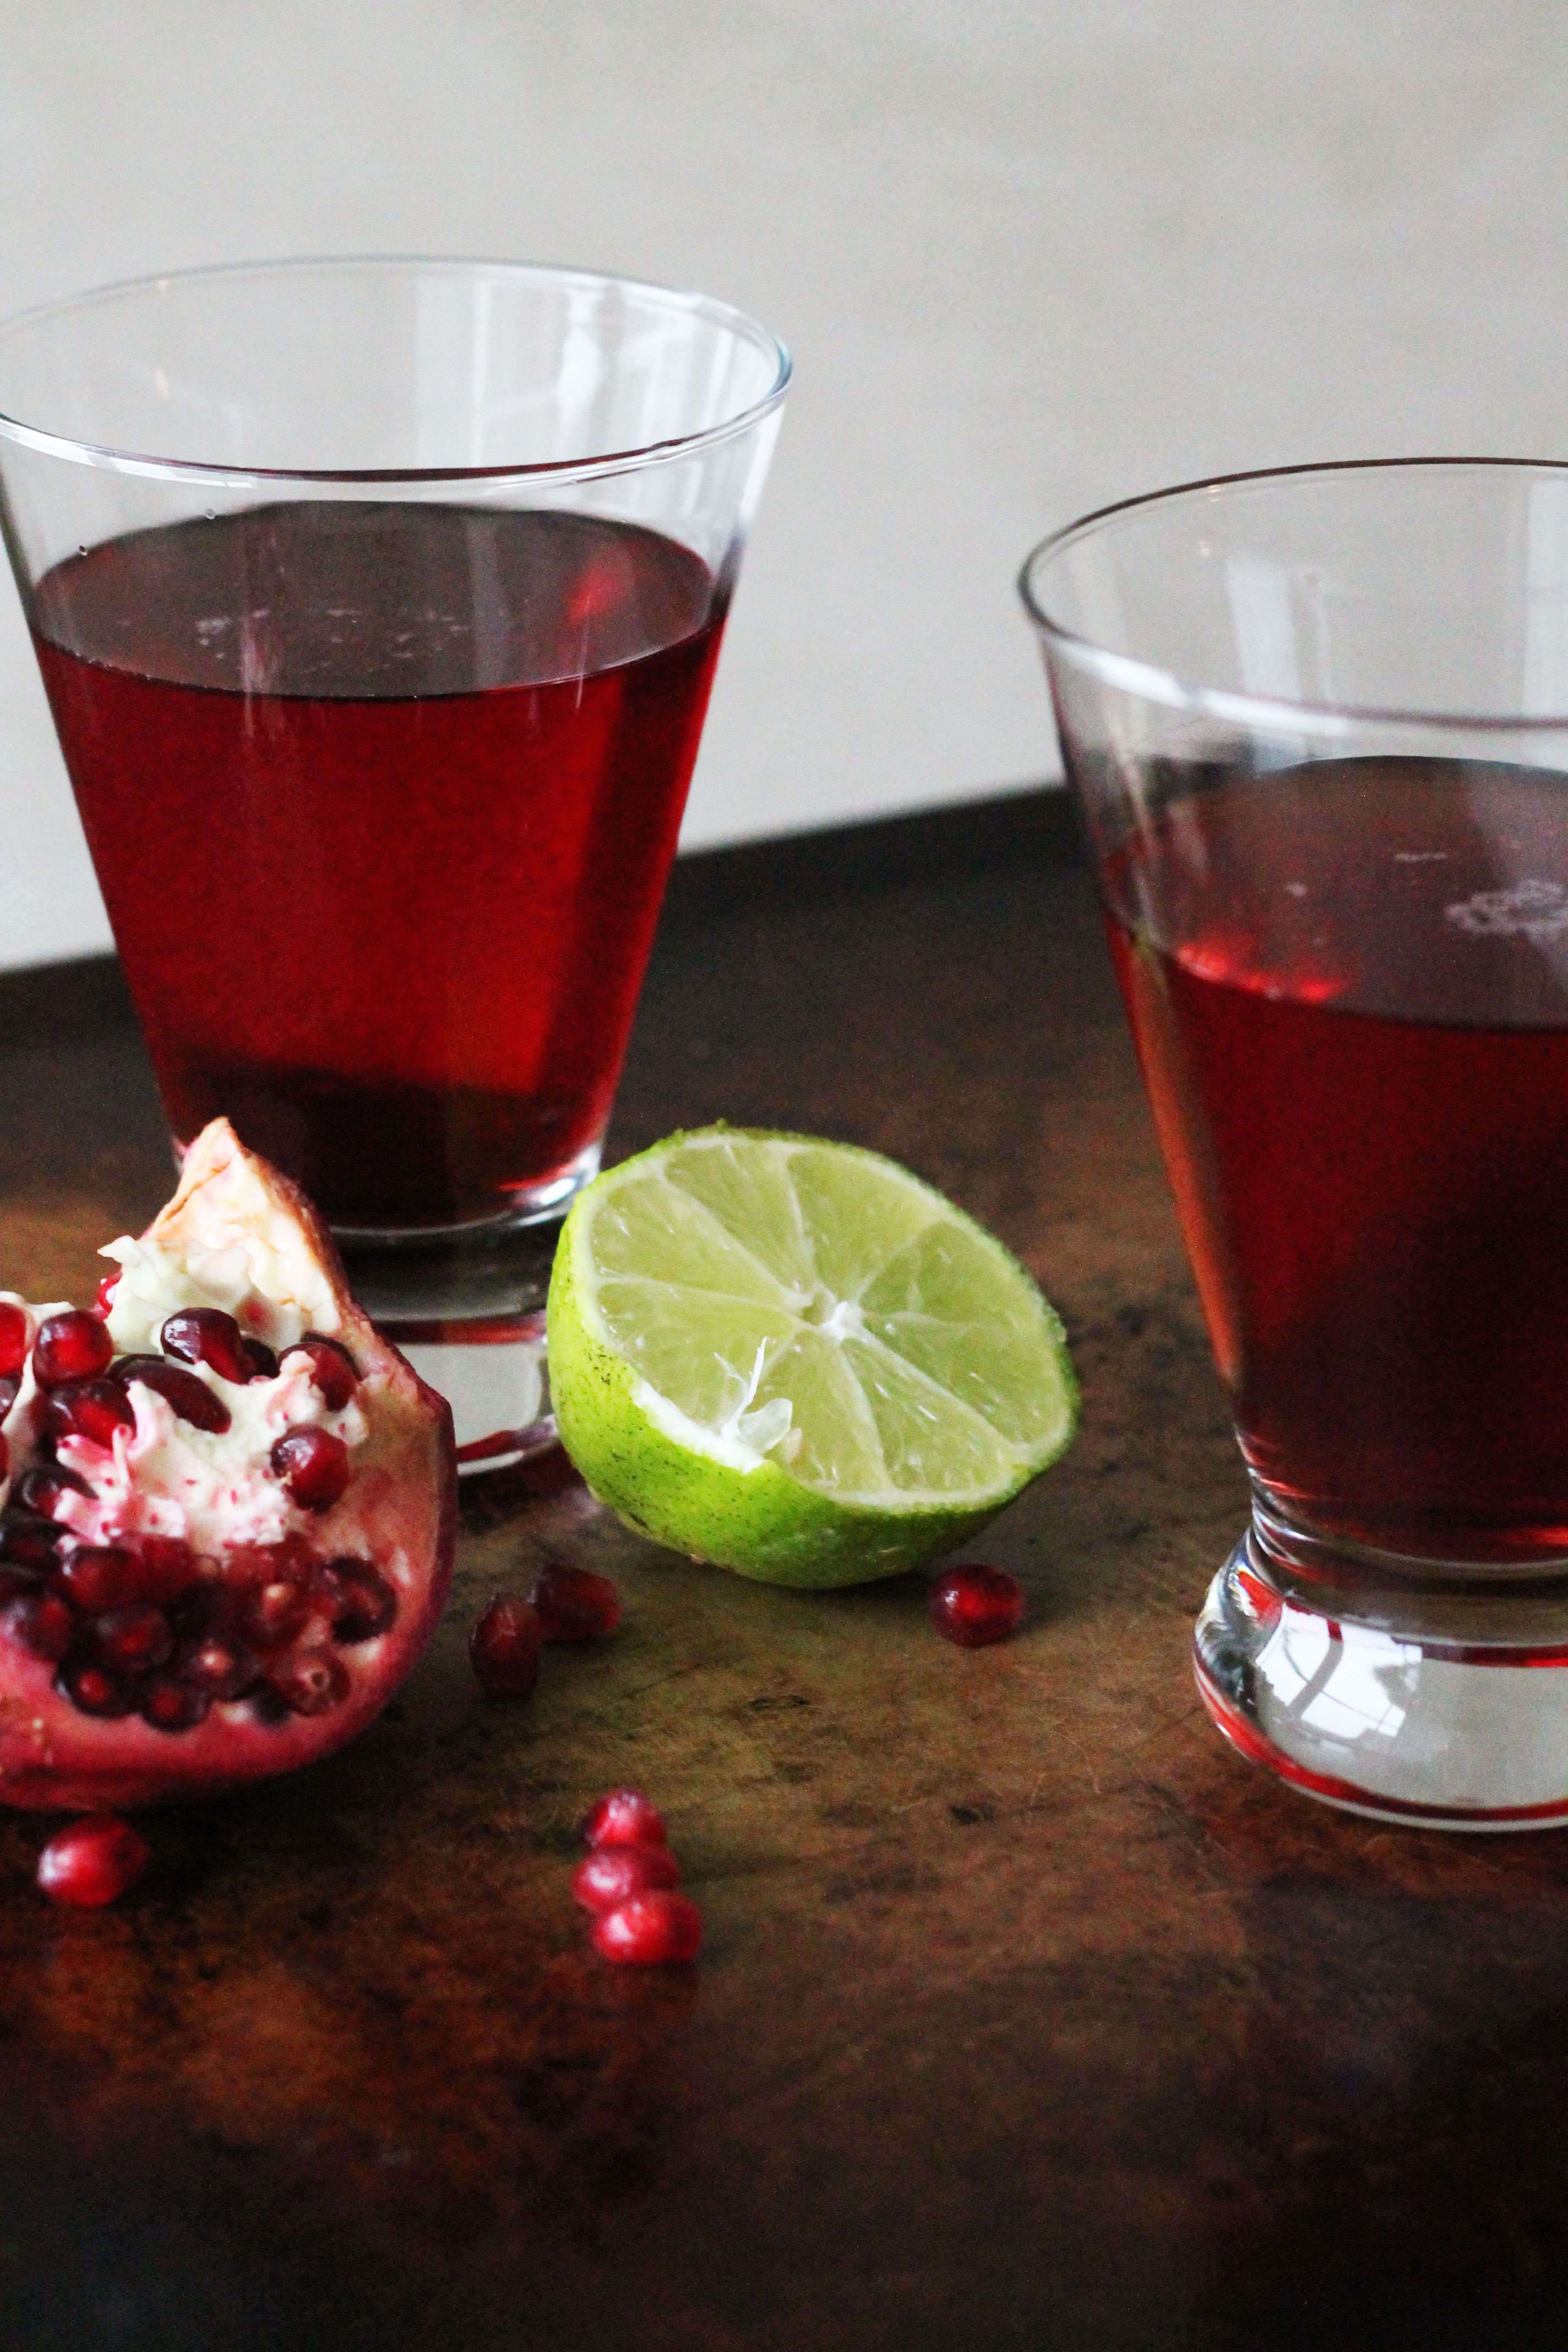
[1195,1539,1568,1830]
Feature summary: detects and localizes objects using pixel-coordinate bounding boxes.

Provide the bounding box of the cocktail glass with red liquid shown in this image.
[0,259,788,1463]
[1022,460,1568,1827]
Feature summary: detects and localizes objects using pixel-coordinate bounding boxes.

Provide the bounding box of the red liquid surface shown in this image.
[1103,756,1568,1562]
[32,503,725,1230]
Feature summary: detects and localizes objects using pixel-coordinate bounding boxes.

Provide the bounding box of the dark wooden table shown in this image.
[3,795,1567,2352]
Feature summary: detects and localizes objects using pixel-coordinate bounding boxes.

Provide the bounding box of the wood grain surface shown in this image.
[3,798,1567,2352]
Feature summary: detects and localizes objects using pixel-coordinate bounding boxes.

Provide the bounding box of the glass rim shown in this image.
[1019,454,1568,737]
[0,253,793,489]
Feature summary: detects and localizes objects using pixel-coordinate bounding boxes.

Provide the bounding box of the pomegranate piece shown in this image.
[582,1787,668,1851]
[469,1594,543,1698]
[0,1117,456,1810]
[927,1563,1026,1648]
[281,1335,360,1412]
[115,1355,232,1435]
[160,1306,254,1385]
[530,1562,621,1643]
[571,1843,681,1915]
[0,1301,28,1379]
[592,1890,703,1966]
[37,1816,151,1908]
[270,1427,350,1511]
[31,1310,113,1390]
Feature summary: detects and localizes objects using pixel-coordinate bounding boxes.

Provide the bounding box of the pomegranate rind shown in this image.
[0,1120,457,1810]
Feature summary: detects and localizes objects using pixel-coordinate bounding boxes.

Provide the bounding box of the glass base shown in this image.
[341,1219,563,1477]
[1194,1536,1568,1830]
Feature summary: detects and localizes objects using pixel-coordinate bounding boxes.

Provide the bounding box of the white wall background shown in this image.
[3,0,1567,969]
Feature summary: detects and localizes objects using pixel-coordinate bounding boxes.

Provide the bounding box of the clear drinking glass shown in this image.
[0,258,788,1466]
[1023,459,1568,1828]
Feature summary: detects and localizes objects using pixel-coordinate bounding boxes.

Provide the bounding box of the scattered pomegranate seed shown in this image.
[928,1563,1026,1648]
[0,1302,29,1378]
[592,1890,703,1966]
[15,1463,92,1522]
[270,1427,351,1511]
[32,1311,113,1390]
[116,1355,232,1434]
[241,1337,279,1381]
[281,1336,359,1412]
[572,1842,681,1915]
[530,1561,620,1642]
[582,1787,668,1850]
[469,1594,543,1698]
[160,1307,256,1385]
[36,1377,136,1451]
[37,1815,151,1907]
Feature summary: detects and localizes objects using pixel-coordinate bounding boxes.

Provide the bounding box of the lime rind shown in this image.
[547,1127,1078,1588]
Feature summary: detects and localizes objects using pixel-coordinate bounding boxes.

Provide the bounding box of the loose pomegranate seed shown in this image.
[31,1310,114,1389]
[592,1890,703,1966]
[282,1336,359,1412]
[265,1646,350,1717]
[0,1590,73,1660]
[241,1337,279,1381]
[0,1301,29,1379]
[530,1562,621,1642]
[326,1561,397,1645]
[571,1843,681,1915]
[94,1604,175,1676]
[94,1273,121,1316]
[37,1816,151,1907]
[160,1307,255,1385]
[36,1377,135,1451]
[238,1579,311,1653]
[56,1659,135,1717]
[175,1633,259,1702]
[270,1427,351,1511]
[16,1463,92,1522]
[52,1546,143,1614]
[469,1594,543,1698]
[581,1788,668,1850]
[928,1563,1027,1648]
[140,1678,210,1733]
[116,1356,232,1435]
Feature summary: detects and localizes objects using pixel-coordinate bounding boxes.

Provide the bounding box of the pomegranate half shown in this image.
[0,1119,456,1808]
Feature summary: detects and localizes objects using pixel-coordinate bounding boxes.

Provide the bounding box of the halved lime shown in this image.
[546,1128,1077,1587]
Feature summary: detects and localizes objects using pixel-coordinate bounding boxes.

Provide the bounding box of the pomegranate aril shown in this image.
[141,1677,211,1733]
[115,1355,232,1434]
[57,1658,135,1717]
[31,1310,113,1389]
[530,1562,620,1643]
[239,1579,311,1653]
[592,1890,703,1966]
[282,1335,359,1412]
[0,1590,73,1660]
[572,1843,681,1915]
[0,1300,29,1379]
[0,1373,19,1418]
[327,1561,397,1645]
[927,1564,1026,1648]
[469,1594,543,1698]
[94,1273,121,1316]
[94,1604,175,1675]
[160,1306,254,1385]
[37,1376,135,1450]
[176,1633,259,1702]
[241,1337,279,1381]
[271,1427,351,1511]
[52,1545,143,1614]
[135,1536,205,1606]
[582,1788,668,1851]
[37,1816,151,1907]
[16,1463,92,1522]
[0,1516,66,1570]
[266,1646,350,1717]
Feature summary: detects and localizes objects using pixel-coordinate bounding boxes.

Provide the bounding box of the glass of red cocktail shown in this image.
[0,258,788,1463]
[1022,460,1568,1828]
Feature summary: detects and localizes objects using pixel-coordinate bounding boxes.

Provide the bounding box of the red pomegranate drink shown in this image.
[32,502,723,1233]
[1104,754,1568,1567]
